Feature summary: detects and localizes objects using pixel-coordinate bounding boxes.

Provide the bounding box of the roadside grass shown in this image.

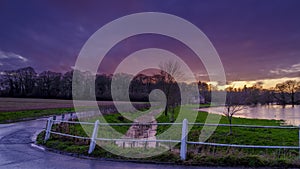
[0,104,149,124]
[0,107,75,123]
[36,104,300,167]
[37,131,180,162]
[102,113,132,134]
[0,97,150,124]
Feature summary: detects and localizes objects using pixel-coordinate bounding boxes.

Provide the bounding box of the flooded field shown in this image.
[199,105,300,126]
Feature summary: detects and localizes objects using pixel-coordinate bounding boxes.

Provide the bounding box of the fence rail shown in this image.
[44,114,300,160]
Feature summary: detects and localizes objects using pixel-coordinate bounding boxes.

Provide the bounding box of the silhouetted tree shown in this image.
[198,81,210,103]
[223,87,247,135]
[59,71,73,99]
[2,67,36,96]
[274,83,287,107]
[36,71,61,97]
[284,80,300,107]
[159,60,183,122]
[95,74,112,100]
[259,89,274,105]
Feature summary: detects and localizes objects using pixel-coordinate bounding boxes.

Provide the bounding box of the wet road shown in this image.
[0,118,254,169]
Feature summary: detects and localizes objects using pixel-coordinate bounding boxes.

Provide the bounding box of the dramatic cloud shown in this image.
[0,0,299,82]
[0,49,29,70]
[269,63,300,78]
[0,50,28,62]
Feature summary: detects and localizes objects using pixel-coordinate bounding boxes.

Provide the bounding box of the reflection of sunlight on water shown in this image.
[199,105,300,126]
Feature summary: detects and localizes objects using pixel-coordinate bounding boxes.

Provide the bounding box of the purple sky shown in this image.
[0,0,299,85]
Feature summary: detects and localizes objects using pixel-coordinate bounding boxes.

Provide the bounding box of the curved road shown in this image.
[0,118,253,169]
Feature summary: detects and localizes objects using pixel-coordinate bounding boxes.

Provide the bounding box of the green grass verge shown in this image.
[0,107,75,123]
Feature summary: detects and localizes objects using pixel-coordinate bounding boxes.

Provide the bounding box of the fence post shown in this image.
[44,117,53,142]
[53,115,56,123]
[70,112,73,120]
[61,114,65,121]
[88,120,100,154]
[299,125,300,158]
[180,119,188,160]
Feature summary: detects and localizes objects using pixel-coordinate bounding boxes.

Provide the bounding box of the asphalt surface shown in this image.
[0,117,258,169]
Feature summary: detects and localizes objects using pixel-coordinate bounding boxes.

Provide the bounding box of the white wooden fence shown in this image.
[44,114,300,160]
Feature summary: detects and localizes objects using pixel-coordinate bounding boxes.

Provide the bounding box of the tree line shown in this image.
[224,81,300,108]
[0,66,194,102]
[0,66,299,108]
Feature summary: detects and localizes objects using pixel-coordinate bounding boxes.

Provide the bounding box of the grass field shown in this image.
[0,98,74,112]
[36,105,300,167]
[0,98,75,123]
[0,98,147,123]
[0,98,132,112]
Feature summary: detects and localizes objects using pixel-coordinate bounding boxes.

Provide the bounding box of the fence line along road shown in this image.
[44,114,300,161]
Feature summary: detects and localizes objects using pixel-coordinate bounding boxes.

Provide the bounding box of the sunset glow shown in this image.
[0,0,299,89]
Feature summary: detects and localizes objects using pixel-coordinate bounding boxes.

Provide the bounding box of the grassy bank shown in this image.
[36,105,300,167]
[0,107,75,123]
[0,97,150,124]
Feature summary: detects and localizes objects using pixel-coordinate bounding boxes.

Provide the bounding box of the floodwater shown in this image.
[199,105,300,126]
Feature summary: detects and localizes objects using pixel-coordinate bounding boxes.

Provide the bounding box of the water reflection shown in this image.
[199,105,300,126]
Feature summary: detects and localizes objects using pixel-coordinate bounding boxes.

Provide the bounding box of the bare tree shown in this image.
[274,83,287,107]
[37,71,61,97]
[95,74,112,100]
[18,67,37,96]
[259,89,274,105]
[274,80,300,108]
[3,70,18,96]
[285,80,300,107]
[59,71,73,99]
[159,60,183,122]
[223,87,246,135]
[198,81,210,103]
[2,67,36,96]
